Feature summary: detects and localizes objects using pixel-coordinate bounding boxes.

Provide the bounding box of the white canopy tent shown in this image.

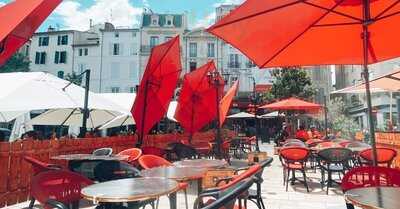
[259,111,280,118]
[99,101,178,130]
[0,72,123,112]
[0,111,27,123]
[227,112,255,119]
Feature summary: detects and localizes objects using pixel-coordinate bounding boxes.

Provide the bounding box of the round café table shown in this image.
[173,159,227,168]
[345,186,400,209]
[81,177,180,209]
[141,166,207,195]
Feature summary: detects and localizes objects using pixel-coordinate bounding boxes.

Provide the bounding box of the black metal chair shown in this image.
[317,147,352,194]
[248,158,273,209]
[197,178,255,209]
[92,147,113,156]
[167,142,199,160]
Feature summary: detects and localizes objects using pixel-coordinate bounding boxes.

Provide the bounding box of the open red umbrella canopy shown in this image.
[132,36,182,141]
[208,0,400,67]
[175,61,224,134]
[219,80,239,127]
[260,97,321,111]
[0,0,61,66]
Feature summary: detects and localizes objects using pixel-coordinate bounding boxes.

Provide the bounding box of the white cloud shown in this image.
[55,0,143,31]
[194,12,216,28]
[142,0,150,8]
[0,1,6,7]
[213,0,245,7]
[194,0,244,29]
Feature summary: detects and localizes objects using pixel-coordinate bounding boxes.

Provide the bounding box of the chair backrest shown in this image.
[282,142,306,148]
[305,138,324,147]
[24,156,57,175]
[201,178,255,209]
[218,164,261,190]
[341,166,400,192]
[141,146,165,157]
[31,170,93,206]
[284,139,304,144]
[359,148,397,167]
[92,147,113,156]
[93,161,141,182]
[279,147,309,162]
[138,154,172,169]
[317,147,353,163]
[316,141,337,149]
[118,148,142,163]
[168,142,198,160]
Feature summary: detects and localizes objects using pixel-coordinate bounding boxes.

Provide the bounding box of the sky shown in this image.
[0,0,244,31]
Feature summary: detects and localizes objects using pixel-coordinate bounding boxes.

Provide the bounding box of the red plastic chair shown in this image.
[279,147,310,192]
[31,170,93,209]
[138,155,189,209]
[118,148,142,164]
[341,166,400,209]
[217,164,261,190]
[24,156,62,209]
[316,141,337,149]
[305,138,324,147]
[24,156,61,175]
[359,148,397,167]
[141,146,165,157]
[138,154,172,169]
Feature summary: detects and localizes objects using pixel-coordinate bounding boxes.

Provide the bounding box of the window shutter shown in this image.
[54,51,59,64]
[35,52,40,64]
[119,44,124,56]
[109,43,113,55]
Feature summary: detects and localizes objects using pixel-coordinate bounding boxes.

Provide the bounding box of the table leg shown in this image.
[197,179,203,195]
[169,192,177,209]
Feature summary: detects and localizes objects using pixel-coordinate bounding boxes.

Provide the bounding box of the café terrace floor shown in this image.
[6,143,356,209]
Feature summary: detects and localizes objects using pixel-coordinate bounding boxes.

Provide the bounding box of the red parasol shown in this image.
[219,80,239,127]
[208,0,400,164]
[175,61,224,135]
[132,36,182,145]
[0,0,62,66]
[260,97,321,112]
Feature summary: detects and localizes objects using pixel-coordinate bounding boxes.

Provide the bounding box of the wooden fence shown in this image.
[0,130,230,207]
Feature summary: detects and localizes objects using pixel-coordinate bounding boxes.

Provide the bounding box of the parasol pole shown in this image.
[215,79,222,159]
[138,80,149,147]
[362,0,378,166]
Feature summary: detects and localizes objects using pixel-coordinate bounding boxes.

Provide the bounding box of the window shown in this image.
[57,71,64,78]
[57,35,68,45]
[84,48,88,56]
[132,32,137,37]
[189,43,197,57]
[129,87,135,93]
[78,63,86,73]
[115,32,119,38]
[54,51,67,64]
[113,43,120,55]
[207,43,215,57]
[35,52,46,64]
[38,36,49,46]
[111,87,120,93]
[229,54,240,68]
[167,20,172,25]
[151,15,159,26]
[165,37,173,42]
[189,62,197,72]
[111,62,120,79]
[79,48,83,56]
[150,36,159,48]
[129,62,137,79]
[130,44,137,55]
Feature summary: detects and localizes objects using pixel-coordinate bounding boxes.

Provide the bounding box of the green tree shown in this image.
[264,67,315,101]
[0,53,30,73]
[323,97,360,139]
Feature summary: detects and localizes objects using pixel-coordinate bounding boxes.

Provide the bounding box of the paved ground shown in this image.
[5,143,355,209]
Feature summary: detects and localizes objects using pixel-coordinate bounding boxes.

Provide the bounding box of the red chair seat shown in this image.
[285,163,304,170]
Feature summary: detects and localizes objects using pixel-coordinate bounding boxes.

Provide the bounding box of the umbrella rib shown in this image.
[302,1,363,22]
[386,75,400,81]
[375,10,400,21]
[374,0,400,20]
[60,109,76,126]
[313,22,361,27]
[260,0,344,68]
